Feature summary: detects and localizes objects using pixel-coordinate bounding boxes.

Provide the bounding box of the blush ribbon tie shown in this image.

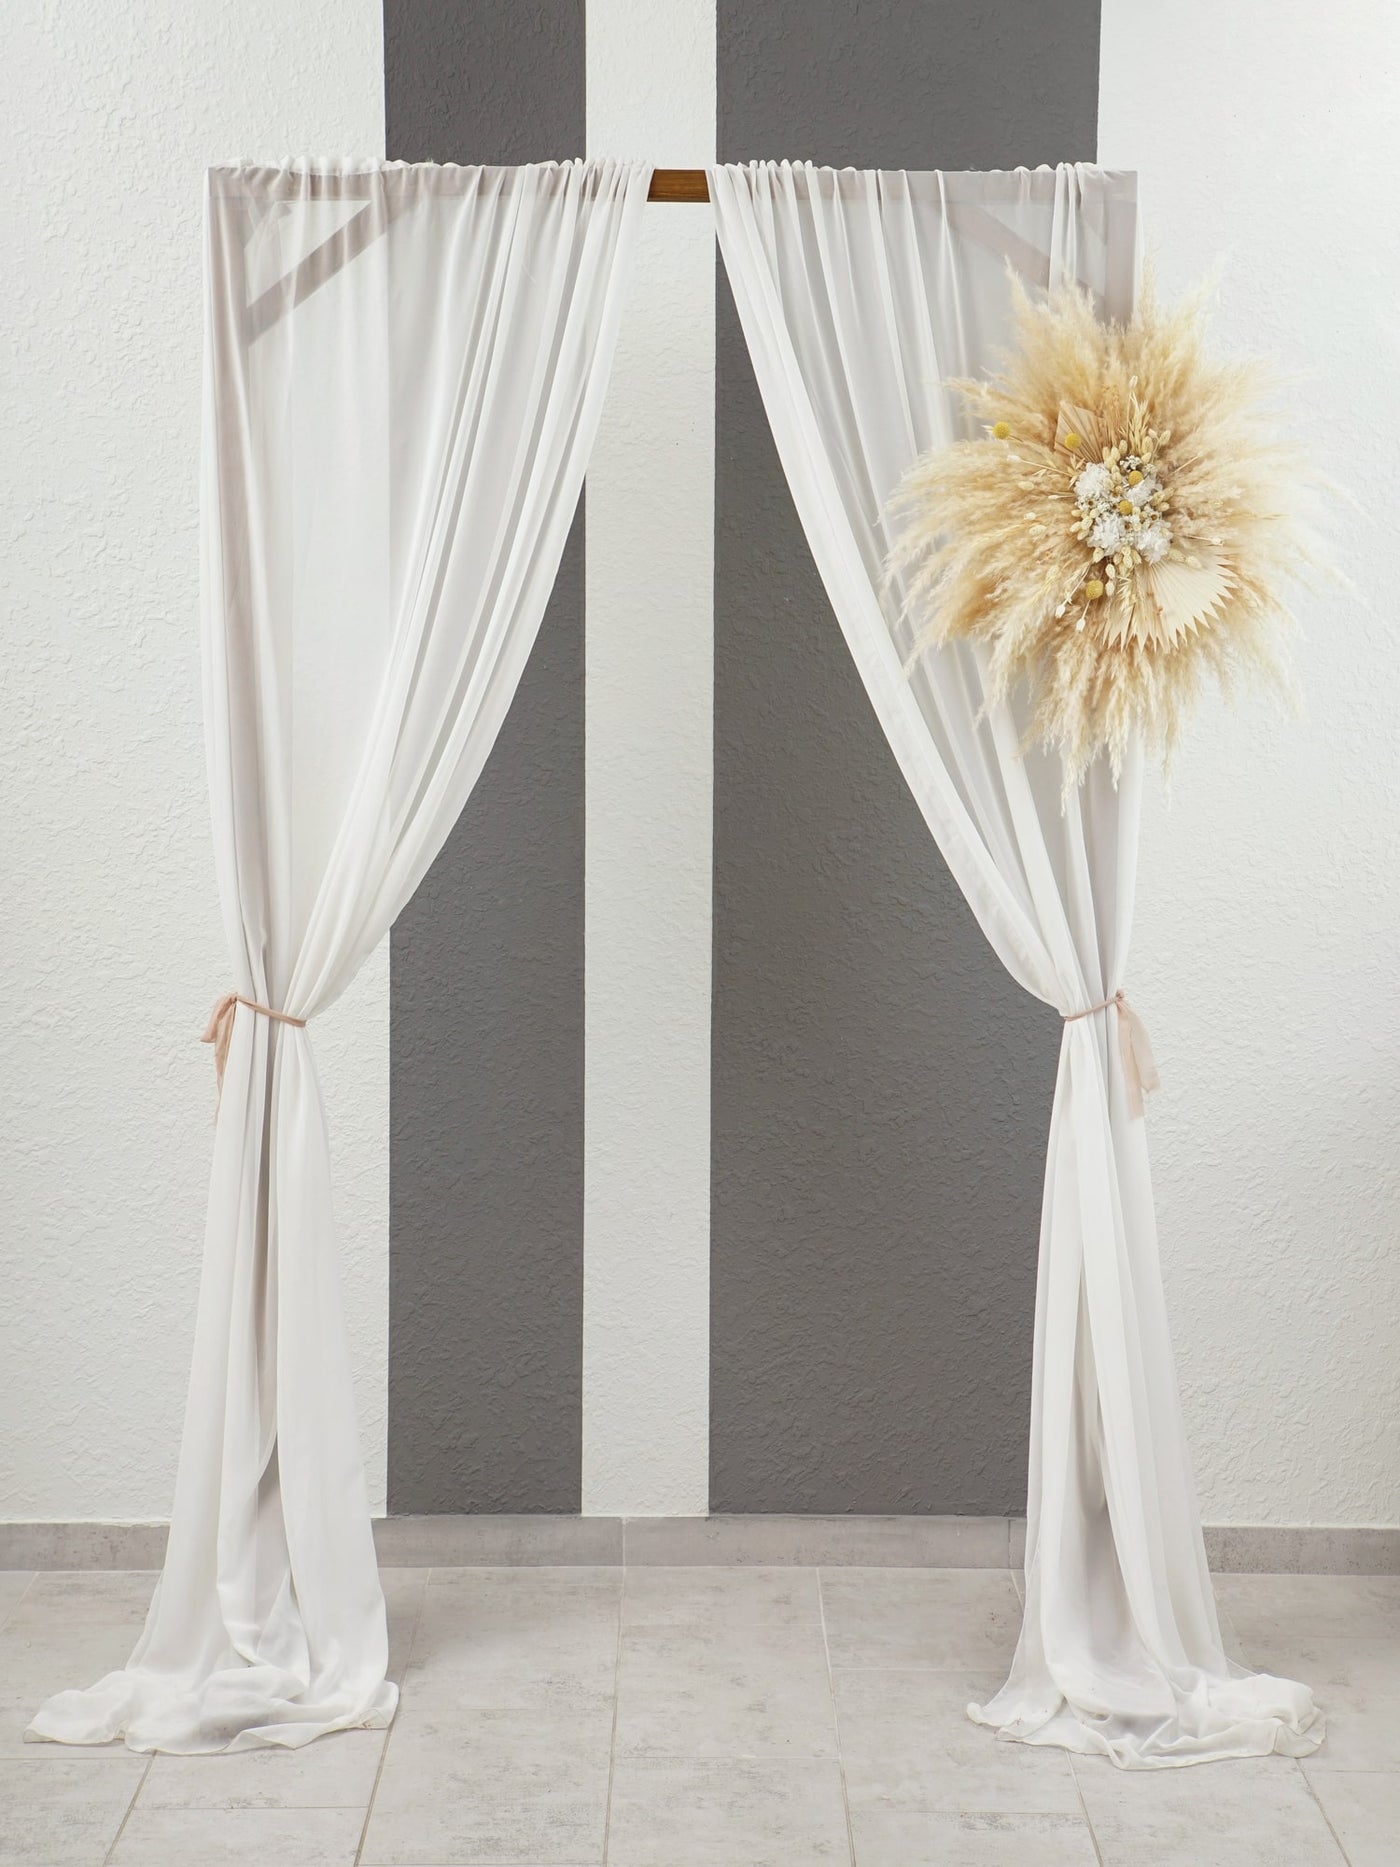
[201,992,308,1099]
[1063,988,1160,1119]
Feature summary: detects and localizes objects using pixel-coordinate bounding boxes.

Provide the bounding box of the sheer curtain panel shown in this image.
[709,160,1320,1768]
[28,158,649,1755]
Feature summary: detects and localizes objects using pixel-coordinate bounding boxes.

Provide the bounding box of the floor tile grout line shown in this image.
[19,1564,1394,1865]
[826,1662,1029,1675]
[600,1562,626,1865]
[1067,1753,1107,1867]
[0,1572,39,1638]
[816,1568,858,1867]
[1299,1759,1357,1867]
[100,1749,153,1867]
[123,1800,386,1812]
[353,1570,429,1867]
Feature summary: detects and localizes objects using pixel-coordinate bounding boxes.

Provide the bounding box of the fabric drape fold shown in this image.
[709,159,1321,1768]
[29,156,650,1755]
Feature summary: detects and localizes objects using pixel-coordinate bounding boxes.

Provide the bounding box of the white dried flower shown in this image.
[1139,520,1172,564]
[1090,511,1127,553]
[1074,462,1113,504]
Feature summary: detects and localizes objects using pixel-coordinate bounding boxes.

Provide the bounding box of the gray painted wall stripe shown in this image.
[385,0,586,1513]
[710,0,1103,1515]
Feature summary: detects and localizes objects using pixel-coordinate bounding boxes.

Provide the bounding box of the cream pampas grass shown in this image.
[887,279,1311,787]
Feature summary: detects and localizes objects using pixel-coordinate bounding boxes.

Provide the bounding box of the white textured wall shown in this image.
[0,0,388,1520]
[6,0,1398,1536]
[584,0,716,1512]
[1101,1,1400,1527]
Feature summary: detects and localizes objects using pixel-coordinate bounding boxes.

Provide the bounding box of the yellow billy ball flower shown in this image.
[1063,430,1082,450]
[1118,498,1135,516]
[992,421,1010,439]
[1085,579,1105,600]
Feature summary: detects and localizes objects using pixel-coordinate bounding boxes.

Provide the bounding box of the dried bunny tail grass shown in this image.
[886,274,1319,790]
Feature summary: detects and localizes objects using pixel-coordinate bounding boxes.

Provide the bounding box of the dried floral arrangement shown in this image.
[887,279,1311,787]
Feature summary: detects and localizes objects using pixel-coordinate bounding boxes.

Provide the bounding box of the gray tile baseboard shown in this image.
[621,1512,1013,1567]
[2,1514,1397,1572]
[0,1520,171,1570]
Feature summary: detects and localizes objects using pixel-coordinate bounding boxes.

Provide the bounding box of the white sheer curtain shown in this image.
[710,159,1321,1768]
[29,157,649,1755]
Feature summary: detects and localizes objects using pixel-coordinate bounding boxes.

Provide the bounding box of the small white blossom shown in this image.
[1071,440,1173,578]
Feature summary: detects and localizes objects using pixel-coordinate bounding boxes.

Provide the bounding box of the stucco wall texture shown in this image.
[582,0,717,1516]
[1,0,389,1521]
[1101,0,1400,1529]
[7,0,1400,1536]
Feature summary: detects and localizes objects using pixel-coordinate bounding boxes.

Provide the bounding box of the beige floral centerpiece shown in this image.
[887,280,1310,787]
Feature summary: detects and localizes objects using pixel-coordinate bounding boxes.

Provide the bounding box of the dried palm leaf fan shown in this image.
[886,278,1310,789]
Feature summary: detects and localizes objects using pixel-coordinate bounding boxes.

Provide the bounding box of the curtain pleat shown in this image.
[28,157,650,1755]
[709,158,1321,1768]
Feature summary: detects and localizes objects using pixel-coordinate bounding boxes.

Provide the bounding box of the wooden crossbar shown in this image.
[648,168,710,202]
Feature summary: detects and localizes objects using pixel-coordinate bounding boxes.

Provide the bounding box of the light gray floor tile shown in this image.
[138,1727,386,1809]
[404,1571,620,1717]
[415,1568,620,1644]
[836,1669,1080,1815]
[0,1575,35,1630]
[381,1568,429,1686]
[6,1574,155,1633]
[3,1562,1392,1867]
[361,1711,612,1865]
[1073,1753,1346,1866]
[380,1567,431,1611]
[612,1567,833,1758]
[397,1658,613,1725]
[820,1568,1022,1671]
[0,1758,145,1867]
[1304,1770,1400,1867]
[605,1755,850,1866]
[1214,1573,1400,1644]
[614,1639,837,1759]
[622,1566,825,1654]
[422,1565,620,1591]
[0,1624,138,1759]
[848,1808,1097,1867]
[1246,1634,1400,1771]
[1216,1601,1251,1665]
[108,1804,364,1864]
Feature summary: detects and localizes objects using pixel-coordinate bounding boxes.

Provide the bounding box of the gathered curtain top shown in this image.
[713,160,1135,204]
[206,157,652,202]
[207,158,1136,205]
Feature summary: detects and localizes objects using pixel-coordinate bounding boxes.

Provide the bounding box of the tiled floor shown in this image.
[2,1564,1397,1865]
